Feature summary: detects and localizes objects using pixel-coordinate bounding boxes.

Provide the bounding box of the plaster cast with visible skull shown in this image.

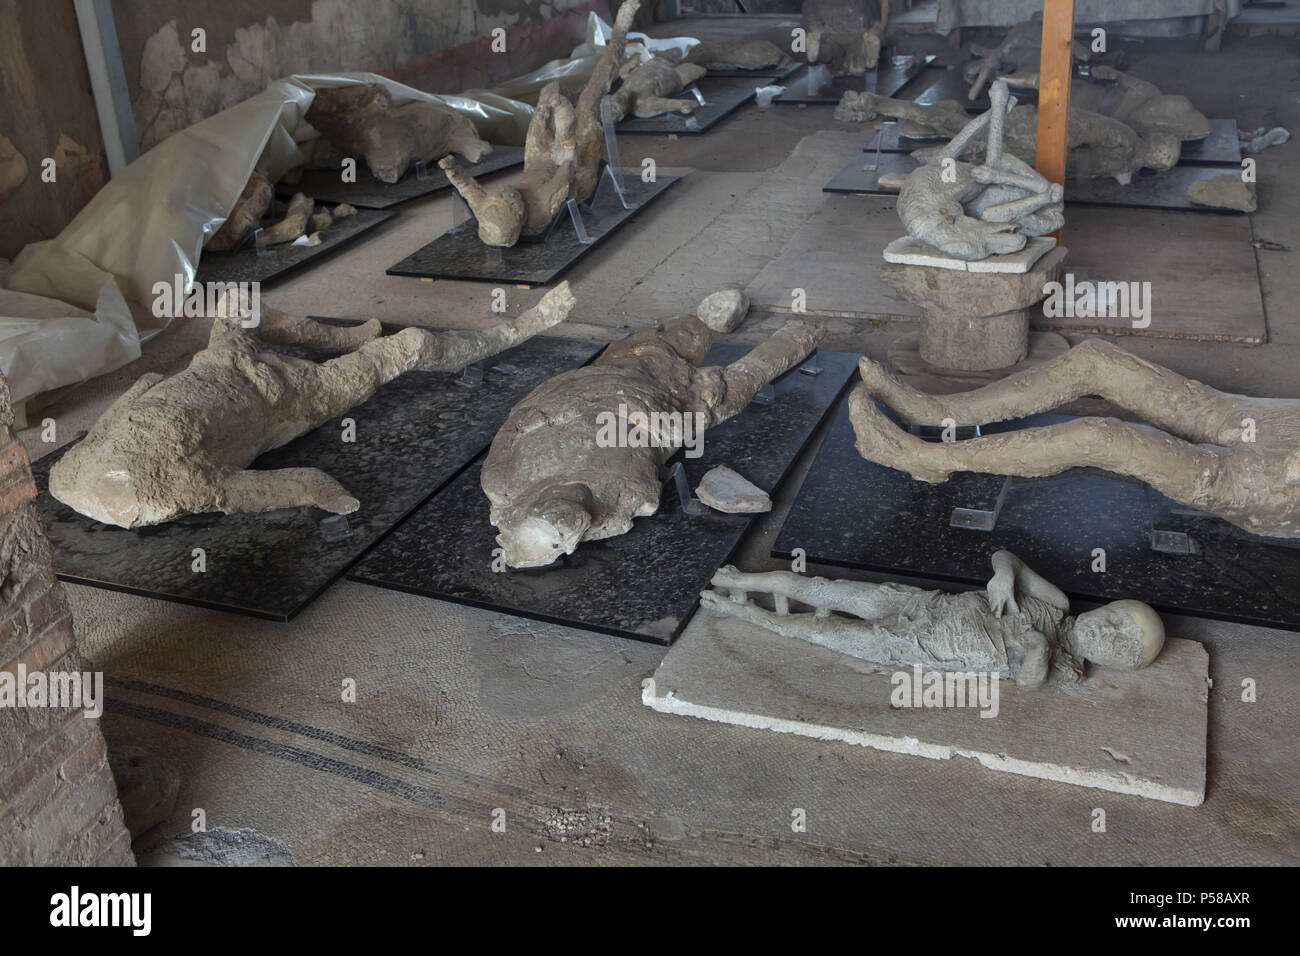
[481,313,824,568]
[701,552,1166,690]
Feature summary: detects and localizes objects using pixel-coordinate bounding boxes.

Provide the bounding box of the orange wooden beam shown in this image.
[1034,0,1075,189]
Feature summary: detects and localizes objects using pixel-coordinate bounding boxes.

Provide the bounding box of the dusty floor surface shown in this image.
[16,19,1300,865]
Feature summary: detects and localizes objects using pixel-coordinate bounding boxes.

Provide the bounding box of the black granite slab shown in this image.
[616,78,757,134]
[350,347,860,644]
[906,66,1037,113]
[864,124,945,153]
[279,147,525,210]
[195,207,395,287]
[824,151,1246,212]
[31,333,604,621]
[773,56,936,106]
[1180,119,1242,166]
[1064,162,1248,212]
[822,151,917,194]
[385,174,679,287]
[772,398,1300,631]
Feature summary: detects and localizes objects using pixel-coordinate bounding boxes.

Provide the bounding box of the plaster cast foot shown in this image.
[260,193,314,245]
[847,386,954,483]
[216,467,360,516]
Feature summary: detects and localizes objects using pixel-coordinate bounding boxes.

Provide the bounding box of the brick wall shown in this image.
[0,373,133,866]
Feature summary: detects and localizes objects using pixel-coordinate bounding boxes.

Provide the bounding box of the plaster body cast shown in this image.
[482,315,823,568]
[851,340,1300,539]
[49,284,576,528]
[701,551,1166,690]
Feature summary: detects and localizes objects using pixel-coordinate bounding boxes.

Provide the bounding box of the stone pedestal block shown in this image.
[882,246,1068,372]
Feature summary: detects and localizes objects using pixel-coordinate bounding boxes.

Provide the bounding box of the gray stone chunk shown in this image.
[695,465,772,513]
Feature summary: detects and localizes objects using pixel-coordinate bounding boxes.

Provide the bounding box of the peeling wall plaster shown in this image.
[0,0,108,259]
[116,0,609,151]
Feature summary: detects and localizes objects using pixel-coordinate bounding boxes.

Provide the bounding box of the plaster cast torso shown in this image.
[888,590,1080,681]
[481,316,823,567]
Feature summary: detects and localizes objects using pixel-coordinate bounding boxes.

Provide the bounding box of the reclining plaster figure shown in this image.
[701,553,1166,689]
[850,340,1300,540]
[607,51,708,121]
[49,284,576,529]
[481,315,824,568]
[964,11,1090,101]
[683,40,786,71]
[841,76,1189,184]
[802,0,884,76]
[304,83,492,183]
[895,80,1064,259]
[439,0,640,247]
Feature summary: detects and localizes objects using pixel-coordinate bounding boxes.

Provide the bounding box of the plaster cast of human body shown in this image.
[482,315,824,568]
[49,284,576,528]
[701,552,1165,689]
[608,52,707,121]
[802,0,884,76]
[839,67,1203,184]
[895,80,1064,260]
[683,40,786,71]
[304,83,492,183]
[439,0,640,247]
[851,341,1300,540]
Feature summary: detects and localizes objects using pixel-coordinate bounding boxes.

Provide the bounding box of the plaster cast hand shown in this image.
[986,567,1019,618]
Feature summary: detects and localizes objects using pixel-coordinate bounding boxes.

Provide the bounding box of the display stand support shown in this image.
[664,460,707,515]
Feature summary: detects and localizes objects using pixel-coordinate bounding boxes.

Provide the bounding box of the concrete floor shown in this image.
[17,21,1300,865]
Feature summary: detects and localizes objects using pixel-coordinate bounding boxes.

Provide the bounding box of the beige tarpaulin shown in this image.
[0,72,532,427]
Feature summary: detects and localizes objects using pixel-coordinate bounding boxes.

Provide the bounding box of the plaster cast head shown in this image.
[1068,600,1166,670]
[494,481,594,568]
[1127,95,1213,141]
[1137,131,1182,172]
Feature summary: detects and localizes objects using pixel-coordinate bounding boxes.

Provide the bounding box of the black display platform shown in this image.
[385,174,679,286]
[823,151,916,194]
[31,334,604,621]
[280,147,525,210]
[824,151,1246,212]
[772,397,1300,631]
[704,61,801,81]
[864,124,944,153]
[616,78,757,134]
[195,207,394,287]
[350,347,860,644]
[863,116,1239,167]
[1180,119,1242,166]
[1064,163,1248,212]
[773,56,936,106]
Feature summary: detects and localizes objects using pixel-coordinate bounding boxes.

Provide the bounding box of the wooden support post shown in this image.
[1035,0,1075,239]
[1034,0,1075,184]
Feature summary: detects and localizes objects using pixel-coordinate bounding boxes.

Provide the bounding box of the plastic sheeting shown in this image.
[571,11,698,63]
[0,73,533,427]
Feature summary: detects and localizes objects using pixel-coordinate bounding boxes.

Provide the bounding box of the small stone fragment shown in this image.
[1187,174,1257,213]
[696,288,749,332]
[695,465,772,513]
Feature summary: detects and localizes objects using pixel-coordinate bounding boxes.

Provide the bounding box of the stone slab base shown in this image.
[644,612,1209,806]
